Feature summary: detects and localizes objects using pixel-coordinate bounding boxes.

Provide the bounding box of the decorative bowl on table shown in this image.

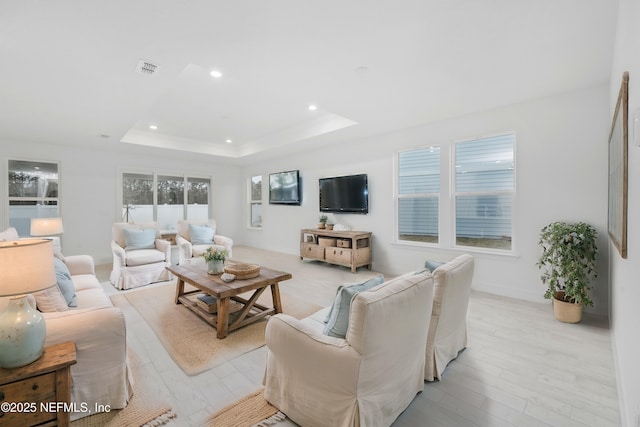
[223,263,260,280]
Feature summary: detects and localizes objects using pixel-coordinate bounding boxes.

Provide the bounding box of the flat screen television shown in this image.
[269,170,301,205]
[319,174,368,213]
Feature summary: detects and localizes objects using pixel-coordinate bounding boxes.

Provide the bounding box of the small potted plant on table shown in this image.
[318,214,328,229]
[203,247,229,274]
[536,221,598,323]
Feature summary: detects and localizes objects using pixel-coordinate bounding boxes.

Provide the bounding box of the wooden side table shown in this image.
[0,341,77,427]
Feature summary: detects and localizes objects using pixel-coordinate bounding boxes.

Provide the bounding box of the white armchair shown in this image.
[175,219,233,265]
[424,254,474,381]
[110,222,172,290]
[263,271,434,427]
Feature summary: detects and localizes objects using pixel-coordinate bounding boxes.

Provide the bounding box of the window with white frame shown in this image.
[249,175,263,228]
[121,172,210,229]
[8,160,60,237]
[397,146,440,243]
[454,134,514,250]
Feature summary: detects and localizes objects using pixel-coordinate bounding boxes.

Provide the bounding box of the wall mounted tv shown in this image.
[269,170,301,205]
[319,174,368,214]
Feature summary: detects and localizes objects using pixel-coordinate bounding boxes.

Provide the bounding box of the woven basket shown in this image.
[224,263,260,279]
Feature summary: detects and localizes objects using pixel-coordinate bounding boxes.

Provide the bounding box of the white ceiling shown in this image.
[0,0,618,164]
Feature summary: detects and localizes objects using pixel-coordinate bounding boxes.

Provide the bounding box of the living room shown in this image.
[1,1,639,426]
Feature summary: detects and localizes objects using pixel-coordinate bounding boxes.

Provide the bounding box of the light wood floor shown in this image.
[98,245,620,427]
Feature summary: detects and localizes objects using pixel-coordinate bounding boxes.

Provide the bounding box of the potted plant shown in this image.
[536,221,598,323]
[318,214,328,229]
[203,247,229,274]
[325,221,335,231]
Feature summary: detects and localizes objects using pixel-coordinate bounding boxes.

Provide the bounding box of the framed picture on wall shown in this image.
[608,71,629,259]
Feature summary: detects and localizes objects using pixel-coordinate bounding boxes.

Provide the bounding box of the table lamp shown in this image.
[0,239,56,368]
[31,217,64,252]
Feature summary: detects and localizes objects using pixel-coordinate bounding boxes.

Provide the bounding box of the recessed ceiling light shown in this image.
[308,104,318,111]
[149,124,158,130]
[225,139,232,144]
[210,70,223,78]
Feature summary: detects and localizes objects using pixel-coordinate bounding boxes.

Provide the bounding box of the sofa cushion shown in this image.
[124,228,156,250]
[54,257,77,307]
[323,275,384,338]
[189,224,215,245]
[125,249,165,266]
[0,227,19,241]
[75,288,113,310]
[72,274,101,292]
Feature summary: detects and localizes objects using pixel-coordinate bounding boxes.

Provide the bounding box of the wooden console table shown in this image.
[300,228,372,273]
[0,341,77,427]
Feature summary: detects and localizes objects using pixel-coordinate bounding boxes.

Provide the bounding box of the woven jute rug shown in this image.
[111,281,321,376]
[207,388,286,427]
[71,350,176,427]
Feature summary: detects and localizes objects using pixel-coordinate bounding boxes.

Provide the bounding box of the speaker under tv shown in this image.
[319,174,368,214]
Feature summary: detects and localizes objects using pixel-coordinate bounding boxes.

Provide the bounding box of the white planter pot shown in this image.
[207,260,224,274]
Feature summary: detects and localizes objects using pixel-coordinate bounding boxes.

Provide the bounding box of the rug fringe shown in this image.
[142,409,177,427]
[252,411,287,427]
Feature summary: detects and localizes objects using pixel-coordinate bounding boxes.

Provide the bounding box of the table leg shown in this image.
[271,283,283,314]
[174,278,185,304]
[217,297,230,339]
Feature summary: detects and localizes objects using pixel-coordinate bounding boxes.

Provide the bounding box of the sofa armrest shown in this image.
[154,238,172,265]
[64,255,96,276]
[214,235,233,256]
[111,240,126,266]
[176,235,193,260]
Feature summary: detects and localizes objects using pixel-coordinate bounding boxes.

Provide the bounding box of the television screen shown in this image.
[319,174,368,213]
[269,170,301,205]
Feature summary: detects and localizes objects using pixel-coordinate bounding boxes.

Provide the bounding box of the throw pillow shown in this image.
[323,275,385,338]
[189,224,215,245]
[0,227,19,241]
[54,257,77,307]
[124,228,156,250]
[424,260,445,272]
[33,285,69,312]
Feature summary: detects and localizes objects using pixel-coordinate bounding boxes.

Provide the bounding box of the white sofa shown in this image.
[263,270,434,427]
[110,222,172,290]
[424,254,474,381]
[0,254,132,421]
[175,219,233,265]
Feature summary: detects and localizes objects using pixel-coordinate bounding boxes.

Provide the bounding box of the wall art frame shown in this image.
[608,71,629,258]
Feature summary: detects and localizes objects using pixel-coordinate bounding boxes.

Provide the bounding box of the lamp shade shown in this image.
[0,239,56,296]
[30,217,64,236]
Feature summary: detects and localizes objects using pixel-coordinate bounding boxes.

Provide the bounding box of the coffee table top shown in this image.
[167,261,292,298]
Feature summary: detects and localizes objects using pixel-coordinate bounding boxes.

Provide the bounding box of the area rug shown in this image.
[111,282,321,376]
[71,350,176,427]
[206,388,286,427]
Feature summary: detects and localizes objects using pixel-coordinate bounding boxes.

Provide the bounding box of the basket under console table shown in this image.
[300,228,372,273]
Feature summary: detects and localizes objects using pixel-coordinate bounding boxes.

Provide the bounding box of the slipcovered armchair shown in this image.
[175,219,233,265]
[263,271,434,427]
[424,254,474,381]
[110,222,172,290]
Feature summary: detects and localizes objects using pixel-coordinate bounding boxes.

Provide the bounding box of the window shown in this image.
[121,172,210,229]
[8,160,60,236]
[249,175,263,228]
[454,134,514,250]
[397,147,440,243]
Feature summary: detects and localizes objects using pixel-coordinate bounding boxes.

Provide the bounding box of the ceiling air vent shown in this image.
[135,59,159,75]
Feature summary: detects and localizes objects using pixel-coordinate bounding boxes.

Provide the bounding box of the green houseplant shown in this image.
[317,214,328,229]
[203,247,228,274]
[536,221,598,322]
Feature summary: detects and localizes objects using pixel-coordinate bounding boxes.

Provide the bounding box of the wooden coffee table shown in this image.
[167,262,292,339]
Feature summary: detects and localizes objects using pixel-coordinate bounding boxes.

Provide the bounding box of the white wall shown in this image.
[0,141,244,265]
[610,0,640,425]
[239,84,610,314]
